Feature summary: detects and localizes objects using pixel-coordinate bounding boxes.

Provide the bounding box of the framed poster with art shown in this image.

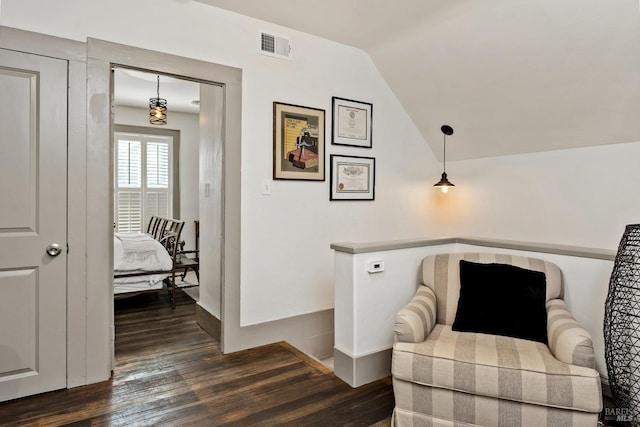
[273,102,325,181]
[330,155,375,201]
[331,96,373,148]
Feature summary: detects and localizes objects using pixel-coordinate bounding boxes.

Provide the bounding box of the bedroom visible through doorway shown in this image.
[111,67,202,323]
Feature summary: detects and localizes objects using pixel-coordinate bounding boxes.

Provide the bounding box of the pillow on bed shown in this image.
[452,260,548,344]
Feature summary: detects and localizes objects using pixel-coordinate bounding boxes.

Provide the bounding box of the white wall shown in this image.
[1,0,436,328]
[334,243,459,357]
[2,0,634,344]
[428,141,640,250]
[114,105,200,250]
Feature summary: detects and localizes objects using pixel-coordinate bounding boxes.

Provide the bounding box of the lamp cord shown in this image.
[443,134,447,173]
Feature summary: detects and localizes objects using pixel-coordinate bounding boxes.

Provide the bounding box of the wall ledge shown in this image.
[331,236,615,261]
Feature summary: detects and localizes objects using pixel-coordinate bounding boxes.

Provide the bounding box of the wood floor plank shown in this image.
[0,290,394,426]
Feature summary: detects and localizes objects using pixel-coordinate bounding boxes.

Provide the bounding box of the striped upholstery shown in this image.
[393,325,601,412]
[392,386,599,427]
[547,299,595,368]
[392,252,602,427]
[395,286,437,343]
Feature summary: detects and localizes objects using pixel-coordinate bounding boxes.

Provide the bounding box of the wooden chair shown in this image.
[146,215,168,240]
[176,220,199,282]
[145,216,198,306]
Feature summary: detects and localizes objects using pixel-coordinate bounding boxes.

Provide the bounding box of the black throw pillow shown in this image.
[451,260,548,344]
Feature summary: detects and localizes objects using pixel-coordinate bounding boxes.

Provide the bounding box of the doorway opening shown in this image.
[112,68,200,304]
[109,64,220,367]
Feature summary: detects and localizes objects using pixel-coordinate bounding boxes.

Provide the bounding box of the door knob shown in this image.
[46,243,62,257]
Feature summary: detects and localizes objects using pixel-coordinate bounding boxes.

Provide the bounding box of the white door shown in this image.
[0,49,67,402]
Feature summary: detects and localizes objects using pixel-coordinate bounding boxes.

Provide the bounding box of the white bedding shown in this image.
[113,273,170,294]
[114,232,173,294]
[114,232,173,272]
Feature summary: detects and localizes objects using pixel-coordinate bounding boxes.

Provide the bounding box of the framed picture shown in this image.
[273,102,325,181]
[331,96,373,148]
[330,155,375,201]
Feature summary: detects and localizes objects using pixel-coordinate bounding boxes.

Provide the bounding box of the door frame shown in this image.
[87,39,242,375]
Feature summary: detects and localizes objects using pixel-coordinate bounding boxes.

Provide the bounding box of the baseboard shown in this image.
[288,330,334,361]
[333,347,392,388]
[279,341,333,375]
[196,303,221,342]
[223,308,335,363]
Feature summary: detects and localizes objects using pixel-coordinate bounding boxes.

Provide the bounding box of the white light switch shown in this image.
[367,260,384,274]
[261,179,272,195]
[204,183,210,197]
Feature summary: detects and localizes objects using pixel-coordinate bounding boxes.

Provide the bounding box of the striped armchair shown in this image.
[392,253,602,426]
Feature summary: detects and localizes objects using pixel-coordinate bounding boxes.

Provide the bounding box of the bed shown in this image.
[113,217,185,307]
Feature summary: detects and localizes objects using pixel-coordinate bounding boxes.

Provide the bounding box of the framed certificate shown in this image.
[330,155,375,201]
[331,97,373,148]
[273,102,325,181]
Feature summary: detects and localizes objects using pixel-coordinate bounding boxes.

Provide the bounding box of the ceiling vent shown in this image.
[260,32,292,60]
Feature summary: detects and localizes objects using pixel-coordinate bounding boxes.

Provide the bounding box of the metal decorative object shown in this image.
[434,125,454,193]
[149,75,167,125]
[604,224,640,424]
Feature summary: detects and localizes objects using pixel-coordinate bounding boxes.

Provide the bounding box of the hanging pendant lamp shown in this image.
[149,75,167,125]
[434,125,454,193]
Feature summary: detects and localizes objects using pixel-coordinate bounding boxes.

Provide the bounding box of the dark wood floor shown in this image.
[0,290,394,426]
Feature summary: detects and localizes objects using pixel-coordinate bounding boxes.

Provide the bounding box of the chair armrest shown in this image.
[394,285,437,343]
[179,249,198,256]
[547,299,596,369]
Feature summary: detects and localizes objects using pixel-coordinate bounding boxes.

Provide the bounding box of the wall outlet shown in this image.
[367,260,384,274]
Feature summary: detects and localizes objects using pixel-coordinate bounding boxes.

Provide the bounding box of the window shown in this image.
[114,132,173,233]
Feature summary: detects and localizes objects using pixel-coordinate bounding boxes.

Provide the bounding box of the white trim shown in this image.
[87,38,243,370]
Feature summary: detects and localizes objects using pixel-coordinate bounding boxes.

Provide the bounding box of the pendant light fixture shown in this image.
[434,124,454,193]
[149,75,167,125]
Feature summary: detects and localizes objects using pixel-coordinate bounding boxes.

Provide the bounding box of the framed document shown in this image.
[330,155,375,201]
[331,97,373,148]
[273,102,325,181]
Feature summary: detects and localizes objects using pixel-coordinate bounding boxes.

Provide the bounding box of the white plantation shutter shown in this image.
[117,140,141,188]
[144,139,171,226]
[145,192,169,227]
[117,191,142,232]
[114,132,173,233]
[147,142,169,188]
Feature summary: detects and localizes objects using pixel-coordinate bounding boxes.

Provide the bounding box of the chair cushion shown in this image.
[452,260,548,344]
[422,253,564,326]
[392,325,602,413]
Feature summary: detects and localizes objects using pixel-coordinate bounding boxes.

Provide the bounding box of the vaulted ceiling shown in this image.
[196,0,640,160]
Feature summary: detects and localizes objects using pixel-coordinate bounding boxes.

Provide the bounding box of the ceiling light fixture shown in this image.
[434,125,455,193]
[149,75,167,125]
